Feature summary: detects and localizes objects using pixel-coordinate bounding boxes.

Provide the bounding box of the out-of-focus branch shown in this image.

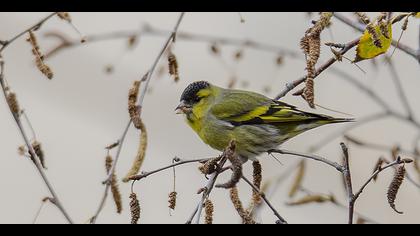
[43,23,299,60]
[333,12,420,63]
[386,57,415,121]
[0,13,57,53]
[0,57,73,224]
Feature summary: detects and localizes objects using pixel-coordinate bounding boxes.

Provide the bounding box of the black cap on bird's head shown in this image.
[180,81,210,103]
[176,81,210,114]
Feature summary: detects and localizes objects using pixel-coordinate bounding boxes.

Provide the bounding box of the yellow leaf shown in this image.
[354,23,392,62]
[416,12,420,18]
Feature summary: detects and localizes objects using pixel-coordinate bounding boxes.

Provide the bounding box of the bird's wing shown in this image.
[210,90,328,126]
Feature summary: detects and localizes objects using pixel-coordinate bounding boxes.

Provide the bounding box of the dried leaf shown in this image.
[387,165,405,214]
[354,22,392,62]
[122,120,148,182]
[204,199,214,224]
[288,160,306,198]
[286,194,335,206]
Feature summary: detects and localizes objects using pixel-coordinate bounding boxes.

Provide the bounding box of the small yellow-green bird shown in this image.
[175,81,353,162]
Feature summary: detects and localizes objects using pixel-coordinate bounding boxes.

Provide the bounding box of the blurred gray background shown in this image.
[0,12,419,224]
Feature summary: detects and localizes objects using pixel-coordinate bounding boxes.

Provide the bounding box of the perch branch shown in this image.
[268,149,344,172]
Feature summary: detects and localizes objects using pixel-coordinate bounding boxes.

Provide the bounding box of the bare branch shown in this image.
[268,149,344,172]
[0,57,73,224]
[240,175,287,224]
[0,13,57,53]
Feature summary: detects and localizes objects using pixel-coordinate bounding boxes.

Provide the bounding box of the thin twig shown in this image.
[0,58,73,224]
[241,175,287,224]
[43,24,299,60]
[128,158,211,181]
[353,158,411,200]
[385,57,415,121]
[274,38,360,100]
[193,156,229,224]
[90,119,131,224]
[91,12,186,224]
[137,13,185,108]
[0,13,57,53]
[268,149,344,172]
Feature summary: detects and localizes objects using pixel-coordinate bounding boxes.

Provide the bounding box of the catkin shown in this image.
[387,165,405,214]
[252,161,262,205]
[168,52,180,82]
[32,141,46,169]
[168,191,177,210]
[105,155,122,214]
[57,12,72,23]
[122,120,148,182]
[204,199,214,224]
[198,157,219,175]
[129,193,141,224]
[6,92,20,115]
[229,187,255,224]
[286,194,335,206]
[27,31,54,79]
[215,149,242,189]
[355,12,371,25]
[303,77,315,108]
[300,13,331,108]
[128,80,142,129]
[366,23,382,48]
[372,158,384,181]
[289,160,306,198]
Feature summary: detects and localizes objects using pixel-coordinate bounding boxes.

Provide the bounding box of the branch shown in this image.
[353,157,412,201]
[340,143,355,224]
[274,38,360,100]
[128,157,211,181]
[0,57,73,224]
[90,119,131,224]
[43,23,299,60]
[90,12,186,224]
[240,175,287,224]
[0,13,57,53]
[136,12,185,110]
[268,149,344,172]
[386,57,415,121]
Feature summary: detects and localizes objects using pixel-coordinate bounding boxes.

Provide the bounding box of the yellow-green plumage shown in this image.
[177,81,353,162]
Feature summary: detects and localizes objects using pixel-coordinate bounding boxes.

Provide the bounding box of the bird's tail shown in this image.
[317,116,355,125]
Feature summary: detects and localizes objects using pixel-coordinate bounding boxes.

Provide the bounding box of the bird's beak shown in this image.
[175,101,190,114]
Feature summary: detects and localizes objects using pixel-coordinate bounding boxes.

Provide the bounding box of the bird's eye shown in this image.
[193,96,202,103]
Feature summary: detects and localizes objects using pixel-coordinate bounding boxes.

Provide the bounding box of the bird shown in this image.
[175,81,353,162]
